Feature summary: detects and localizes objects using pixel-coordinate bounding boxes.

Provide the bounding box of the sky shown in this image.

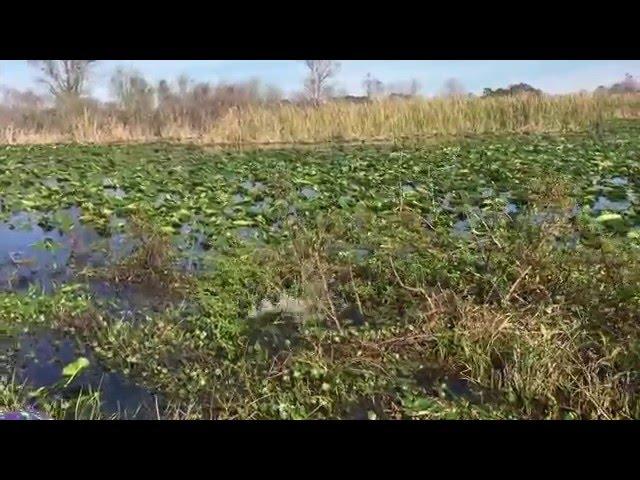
[0,60,638,100]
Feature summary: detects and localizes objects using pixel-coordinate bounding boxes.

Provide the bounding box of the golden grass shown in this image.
[1,93,639,145]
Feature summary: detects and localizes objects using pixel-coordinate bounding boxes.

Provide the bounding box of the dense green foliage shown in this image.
[1,120,639,419]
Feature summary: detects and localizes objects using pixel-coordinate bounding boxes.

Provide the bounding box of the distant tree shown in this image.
[441,78,466,98]
[110,68,155,116]
[409,78,421,96]
[594,85,608,95]
[304,60,340,106]
[263,84,283,103]
[385,79,422,98]
[177,74,192,99]
[157,80,172,104]
[1,87,46,110]
[609,73,639,94]
[363,73,385,98]
[27,60,97,102]
[334,95,369,104]
[482,83,543,97]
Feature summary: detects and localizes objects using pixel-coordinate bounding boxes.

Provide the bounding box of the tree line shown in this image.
[1,61,638,119]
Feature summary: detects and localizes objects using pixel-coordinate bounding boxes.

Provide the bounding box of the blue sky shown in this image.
[1,60,638,99]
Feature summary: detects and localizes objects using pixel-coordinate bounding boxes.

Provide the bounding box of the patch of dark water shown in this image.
[592,196,631,213]
[175,224,211,272]
[504,202,519,215]
[343,395,388,420]
[246,311,303,356]
[0,209,107,293]
[88,280,183,323]
[338,304,365,327]
[452,200,585,239]
[414,365,491,405]
[350,248,373,263]
[608,176,629,187]
[452,217,473,238]
[0,330,160,419]
[449,215,505,239]
[0,209,206,294]
[553,232,582,250]
[299,187,319,200]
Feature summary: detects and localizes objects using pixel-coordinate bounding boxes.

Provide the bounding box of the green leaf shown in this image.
[595,213,623,224]
[232,219,254,226]
[62,357,90,379]
[27,386,47,398]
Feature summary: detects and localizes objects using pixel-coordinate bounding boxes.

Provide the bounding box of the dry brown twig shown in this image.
[505,265,533,303]
[315,252,342,332]
[389,255,436,311]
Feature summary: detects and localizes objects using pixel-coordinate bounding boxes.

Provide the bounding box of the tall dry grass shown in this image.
[1,93,639,145]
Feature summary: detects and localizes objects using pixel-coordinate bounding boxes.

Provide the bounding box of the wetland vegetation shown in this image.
[1,119,640,419]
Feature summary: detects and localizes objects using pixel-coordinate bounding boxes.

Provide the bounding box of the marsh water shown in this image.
[0,207,192,418]
[0,330,159,419]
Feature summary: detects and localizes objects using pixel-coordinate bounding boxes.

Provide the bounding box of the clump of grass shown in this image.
[96,213,191,293]
[249,189,640,419]
[0,376,107,420]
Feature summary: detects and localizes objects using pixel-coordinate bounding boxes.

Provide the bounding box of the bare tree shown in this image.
[28,60,97,102]
[363,73,385,98]
[609,73,639,94]
[263,84,283,103]
[441,78,466,98]
[385,79,421,98]
[177,74,192,99]
[304,60,340,106]
[409,79,421,96]
[156,80,172,104]
[2,87,46,110]
[110,68,155,119]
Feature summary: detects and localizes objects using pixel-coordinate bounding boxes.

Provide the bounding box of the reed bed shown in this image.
[1,93,638,145]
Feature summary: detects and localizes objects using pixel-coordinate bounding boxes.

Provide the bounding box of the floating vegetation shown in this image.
[2,122,640,419]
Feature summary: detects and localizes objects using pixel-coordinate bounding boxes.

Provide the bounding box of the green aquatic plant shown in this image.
[1,120,640,419]
[62,357,90,386]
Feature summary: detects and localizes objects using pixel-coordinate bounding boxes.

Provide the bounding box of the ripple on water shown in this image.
[592,196,631,213]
